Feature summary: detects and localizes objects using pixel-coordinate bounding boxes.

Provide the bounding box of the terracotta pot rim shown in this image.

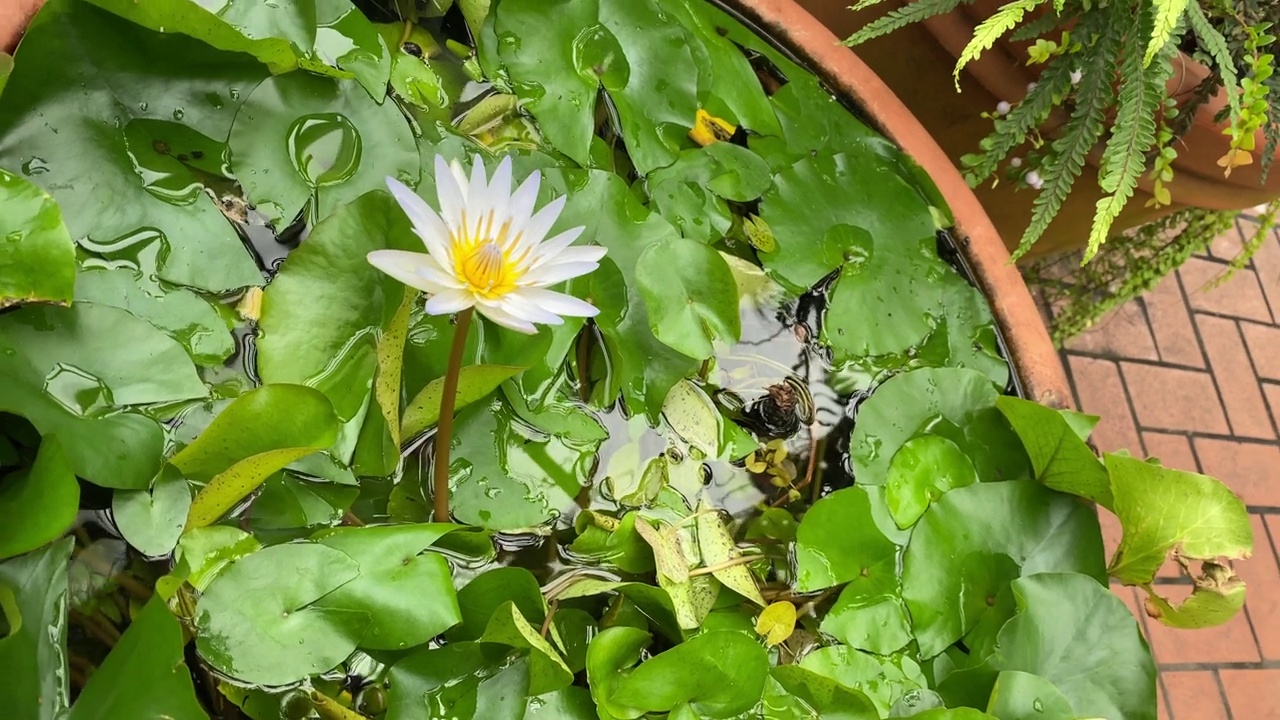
[724,0,1071,409]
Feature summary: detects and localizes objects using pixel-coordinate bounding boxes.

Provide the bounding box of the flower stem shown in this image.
[432,307,474,523]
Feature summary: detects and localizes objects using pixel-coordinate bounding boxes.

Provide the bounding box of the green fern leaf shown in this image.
[1010,10,1062,42]
[1144,0,1189,66]
[1053,0,1064,12]
[1011,12,1125,259]
[1086,16,1180,260]
[954,0,1047,89]
[1186,2,1241,122]
[845,0,968,46]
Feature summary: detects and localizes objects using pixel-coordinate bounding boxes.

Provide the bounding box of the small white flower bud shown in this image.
[1025,170,1044,190]
[996,101,1012,115]
[1070,69,1083,85]
[1010,157,1023,168]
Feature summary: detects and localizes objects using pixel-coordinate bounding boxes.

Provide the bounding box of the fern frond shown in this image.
[954,0,1048,88]
[845,0,968,46]
[1010,11,1062,42]
[1186,2,1241,122]
[1011,13,1124,259]
[1085,17,1180,261]
[850,0,899,12]
[1145,0,1190,66]
[968,62,1075,183]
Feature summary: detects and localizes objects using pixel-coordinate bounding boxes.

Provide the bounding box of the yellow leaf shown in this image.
[235,287,263,321]
[1217,148,1253,177]
[755,601,797,646]
[688,109,736,147]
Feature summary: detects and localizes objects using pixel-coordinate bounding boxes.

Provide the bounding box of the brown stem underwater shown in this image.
[432,307,474,523]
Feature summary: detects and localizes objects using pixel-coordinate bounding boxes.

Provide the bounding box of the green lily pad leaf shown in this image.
[611,630,770,718]
[249,473,358,530]
[1107,453,1253,587]
[481,600,573,695]
[446,396,599,531]
[552,577,683,642]
[799,646,927,718]
[0,52,11,96]
[1142,561,1247,629]
[0,538,72,720]
[570,512,656,574]
[793,485,900,593]
[314,0,391,100]
[173,384,340,529]
[313,523,463,649]
[448,566,546,642]
[902,482,1107,658]
[913,710,999,720]
[0,437,78,560]
[0,0,265,293]
[662,380,721,458]
[647,143,772,242]
[0,168,74,308]
[765,75,879,161]
[996,397,1112,508]
[986,670,1075,720]
[550,608,595,674]
[636,236,741,359]
[884,435,979,529]
[696,499,764,605]
[386,642,526,720]
[495,0,699,174]
[112,466,192,557]
[766,666,880,720]
[86,0,347,77]
[1,303,206,406]
[586,626,652,720]
[194,543,368,686]
[982,573,1156,720]
[229,72,416,225]
[820,590,914,655]
[525,686,597,719]
[75,268,234,367]
[174,525,261,591]
[888,690,947,717]
[377,23,453,115]
[850,368,1030,488]
[375,287,415,447]
[69,595,205,720]
[401,364,526,439]
[258,190,419,421]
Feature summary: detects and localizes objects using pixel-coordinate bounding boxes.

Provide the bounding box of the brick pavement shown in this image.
[1045,216,1280,719]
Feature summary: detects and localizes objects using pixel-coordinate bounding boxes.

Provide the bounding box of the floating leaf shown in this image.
[75,267,235,367]
[0,168,75,308]
[610,630,770,718]
[0,538,72,720]
[1107,453,1253,588]
[800,646,928,717]
[250,472,357,531]
[884,435,979,529]
[194,543,368,686]
[552,577,683,642]
[70,596,205,720]
[585,627,652,720]
[0,437,78,560]
[447,566,546,642]
[313,523,463,649]
[570,512,656,574]
[314,0,392,99]
[696,499,764,605]
[229,72,417,225]
[986,670,1076,720]
[793,486,900,593]
[766,666,880,720]
[175,385,340,529]
[902,482,1106,658]
[400,364,525,439]
[481,601,573,695]
[820,590,913,656]
[662,380,721,458]
[647,143,772,242]
[996,396,1112,508]
[636,236,741,360]
[754,601,796,646]
[174,526,261,591]
[386,642,526,720]
[258,190,420,420]
[112,466,192,557]
[0,0,265,292]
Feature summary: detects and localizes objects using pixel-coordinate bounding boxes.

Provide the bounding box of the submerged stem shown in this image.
[432,307,474,523]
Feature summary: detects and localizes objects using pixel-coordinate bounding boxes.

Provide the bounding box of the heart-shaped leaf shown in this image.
[112,467,192,557]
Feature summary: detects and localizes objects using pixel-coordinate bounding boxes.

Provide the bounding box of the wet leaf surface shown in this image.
[0,538,73,720]
[0,438,78,560]
[0,169,75,308]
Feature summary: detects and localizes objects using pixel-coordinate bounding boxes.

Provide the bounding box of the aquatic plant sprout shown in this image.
[369,154,605,334]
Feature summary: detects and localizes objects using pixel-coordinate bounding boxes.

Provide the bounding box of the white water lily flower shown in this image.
[368,155,605,334]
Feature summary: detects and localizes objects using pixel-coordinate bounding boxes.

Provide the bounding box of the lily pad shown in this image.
[799,646,927,717]
[0,169,75,308]
[636,236,741,360]
[884,435,979,529]
[481,600,574,695]
[448,566,546,642]
[766,666,879,720]
[194,542,368,686]
[0,538,73,720]
[793,485,900,593]
[610,630,770,718]
[400,364,526,439]
[996,396,1112,508]
[0,438,78,560]
[112,466,192,557]
[0,0,265,292]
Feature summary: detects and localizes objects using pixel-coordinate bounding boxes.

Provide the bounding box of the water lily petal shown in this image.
[517,287,600,318]
[521,260,601,287]
[385,178,452,261]
[491,291,566,326]
[529,226,585,261]
[475,299,538,334]
[486,156,513,216]
[435,155,467,234]
[367,250,462,293]
[512,194,566,258]
[530,237,603,271]
[424,288,475,315]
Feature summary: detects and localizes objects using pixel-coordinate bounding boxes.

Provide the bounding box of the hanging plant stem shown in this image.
[432,307,475,522]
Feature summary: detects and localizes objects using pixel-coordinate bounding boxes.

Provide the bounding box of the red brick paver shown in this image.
[1046,216,1280,720]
